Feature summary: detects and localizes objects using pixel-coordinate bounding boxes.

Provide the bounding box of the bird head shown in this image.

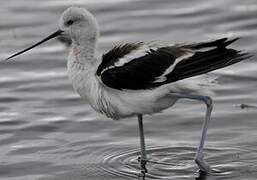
[59,7,99,42]
[6,7,98,60]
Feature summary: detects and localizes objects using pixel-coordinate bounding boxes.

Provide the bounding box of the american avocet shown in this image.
[6,7,250,178]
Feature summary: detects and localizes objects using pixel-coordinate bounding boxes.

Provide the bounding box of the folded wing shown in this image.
[97,38,250,90]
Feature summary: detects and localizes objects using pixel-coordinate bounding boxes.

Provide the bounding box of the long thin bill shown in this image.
[6,29,64,60]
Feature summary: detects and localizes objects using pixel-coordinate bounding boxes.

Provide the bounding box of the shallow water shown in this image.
[0,0,257,179]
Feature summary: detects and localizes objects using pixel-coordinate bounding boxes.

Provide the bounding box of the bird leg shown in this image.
[170,93,213,173]
[137,114,148,178]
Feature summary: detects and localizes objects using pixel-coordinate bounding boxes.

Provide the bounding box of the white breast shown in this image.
[67,51,179,120]
[67,52,120,119]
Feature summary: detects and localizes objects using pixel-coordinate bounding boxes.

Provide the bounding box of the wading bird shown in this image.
[6,7,249,178]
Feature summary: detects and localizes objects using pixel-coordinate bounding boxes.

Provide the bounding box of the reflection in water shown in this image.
[1,0,257,180]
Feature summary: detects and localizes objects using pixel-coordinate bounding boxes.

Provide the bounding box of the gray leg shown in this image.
[170,93,213,173]
[137,114,148,178]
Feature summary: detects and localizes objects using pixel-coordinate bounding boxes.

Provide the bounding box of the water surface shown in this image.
[0,0,257,179]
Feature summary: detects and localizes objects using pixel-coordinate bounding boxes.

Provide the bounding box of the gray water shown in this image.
[1,0,257,179]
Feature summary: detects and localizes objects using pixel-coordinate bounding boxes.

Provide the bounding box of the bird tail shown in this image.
[166,38,252,83]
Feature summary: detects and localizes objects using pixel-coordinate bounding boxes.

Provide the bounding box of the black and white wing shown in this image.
[96,38,249,90]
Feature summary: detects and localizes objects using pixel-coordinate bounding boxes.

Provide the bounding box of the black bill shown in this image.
[6,29,64,60]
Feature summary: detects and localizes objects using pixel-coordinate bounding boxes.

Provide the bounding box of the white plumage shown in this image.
[67,40,211,120]
[67,51,213,120]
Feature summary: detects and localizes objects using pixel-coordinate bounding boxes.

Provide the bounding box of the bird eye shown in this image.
[66,20,74,26]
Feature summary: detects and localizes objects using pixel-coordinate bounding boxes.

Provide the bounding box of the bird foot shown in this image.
[137,157,148,179]
[138,169,147,180]
[194,153,211,174]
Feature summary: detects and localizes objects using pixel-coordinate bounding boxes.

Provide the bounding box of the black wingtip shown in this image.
[188,37,240,49]
[212,37,240,49]
[222,37,240,47]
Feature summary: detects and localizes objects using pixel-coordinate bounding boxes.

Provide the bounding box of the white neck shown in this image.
[67,34,100,100]
[70,35,99,66]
